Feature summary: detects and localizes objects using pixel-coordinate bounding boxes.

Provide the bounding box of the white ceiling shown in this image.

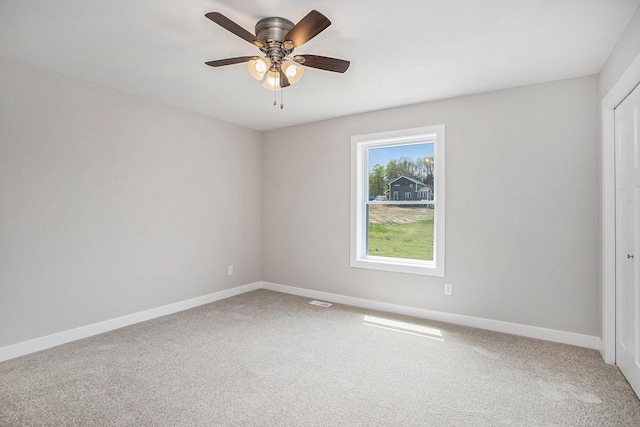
[1,0,638,131]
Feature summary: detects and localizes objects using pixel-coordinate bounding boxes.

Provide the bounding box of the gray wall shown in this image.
[0,55,605,348]
[262,75,600,337]
[0,57,262,347]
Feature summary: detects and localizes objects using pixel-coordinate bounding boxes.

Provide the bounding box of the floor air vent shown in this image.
[309,300,332,307]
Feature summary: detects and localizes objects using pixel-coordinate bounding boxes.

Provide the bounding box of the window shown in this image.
[351,125,445,276]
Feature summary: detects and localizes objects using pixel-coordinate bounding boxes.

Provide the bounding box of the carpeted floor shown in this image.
[1,289,639,426]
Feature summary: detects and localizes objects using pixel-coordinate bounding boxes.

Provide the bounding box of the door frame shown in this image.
[601,52,640,364]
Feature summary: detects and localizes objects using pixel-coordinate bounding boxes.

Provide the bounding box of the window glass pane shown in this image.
[367,204,435,261]
[367,143,434,201]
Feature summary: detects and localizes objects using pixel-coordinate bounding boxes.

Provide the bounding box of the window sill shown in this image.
[350,256,444,277]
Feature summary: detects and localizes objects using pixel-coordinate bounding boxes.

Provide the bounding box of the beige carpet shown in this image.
[1,289,639,426]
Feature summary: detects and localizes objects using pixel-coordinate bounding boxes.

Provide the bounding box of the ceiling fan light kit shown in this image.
[252,59,303,89]
[205,10,350,108]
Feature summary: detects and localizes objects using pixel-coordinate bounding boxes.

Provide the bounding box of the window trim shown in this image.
[350,125,445,277]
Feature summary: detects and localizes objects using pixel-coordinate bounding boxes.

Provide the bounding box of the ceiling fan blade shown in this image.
[283,10,331,48]
[205,56,259,67]
[297,55,350,73]
[205,12,263,48]
[279,69,291,88]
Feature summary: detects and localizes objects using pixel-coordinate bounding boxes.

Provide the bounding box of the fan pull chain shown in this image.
[273,82,276,106]
[280,87,284,109]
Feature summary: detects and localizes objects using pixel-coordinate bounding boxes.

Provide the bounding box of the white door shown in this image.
[615,82,640,397]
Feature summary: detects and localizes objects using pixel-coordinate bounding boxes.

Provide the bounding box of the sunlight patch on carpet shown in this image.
[308,300,332,307]
[363,315,444,341]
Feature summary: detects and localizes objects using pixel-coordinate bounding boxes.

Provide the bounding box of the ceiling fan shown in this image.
[205,10,350,107]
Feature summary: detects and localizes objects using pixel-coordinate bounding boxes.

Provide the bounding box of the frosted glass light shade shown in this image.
[281,61,303,84]
[262,70,281,90]
[247,58,269,80]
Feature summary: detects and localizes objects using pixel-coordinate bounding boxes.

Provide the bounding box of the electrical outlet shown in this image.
[228,266,233,275]
[444,283,453,296]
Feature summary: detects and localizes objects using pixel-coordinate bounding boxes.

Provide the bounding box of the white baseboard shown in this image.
[261,281,601,350]
[0,280,602,363]
[0,282,261,362]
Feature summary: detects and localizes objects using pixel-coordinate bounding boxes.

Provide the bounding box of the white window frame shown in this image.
[350,125,445,277]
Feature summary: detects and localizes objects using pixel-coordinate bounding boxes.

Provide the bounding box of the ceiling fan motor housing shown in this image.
[255,17,295,66]
[255,17,294,43]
